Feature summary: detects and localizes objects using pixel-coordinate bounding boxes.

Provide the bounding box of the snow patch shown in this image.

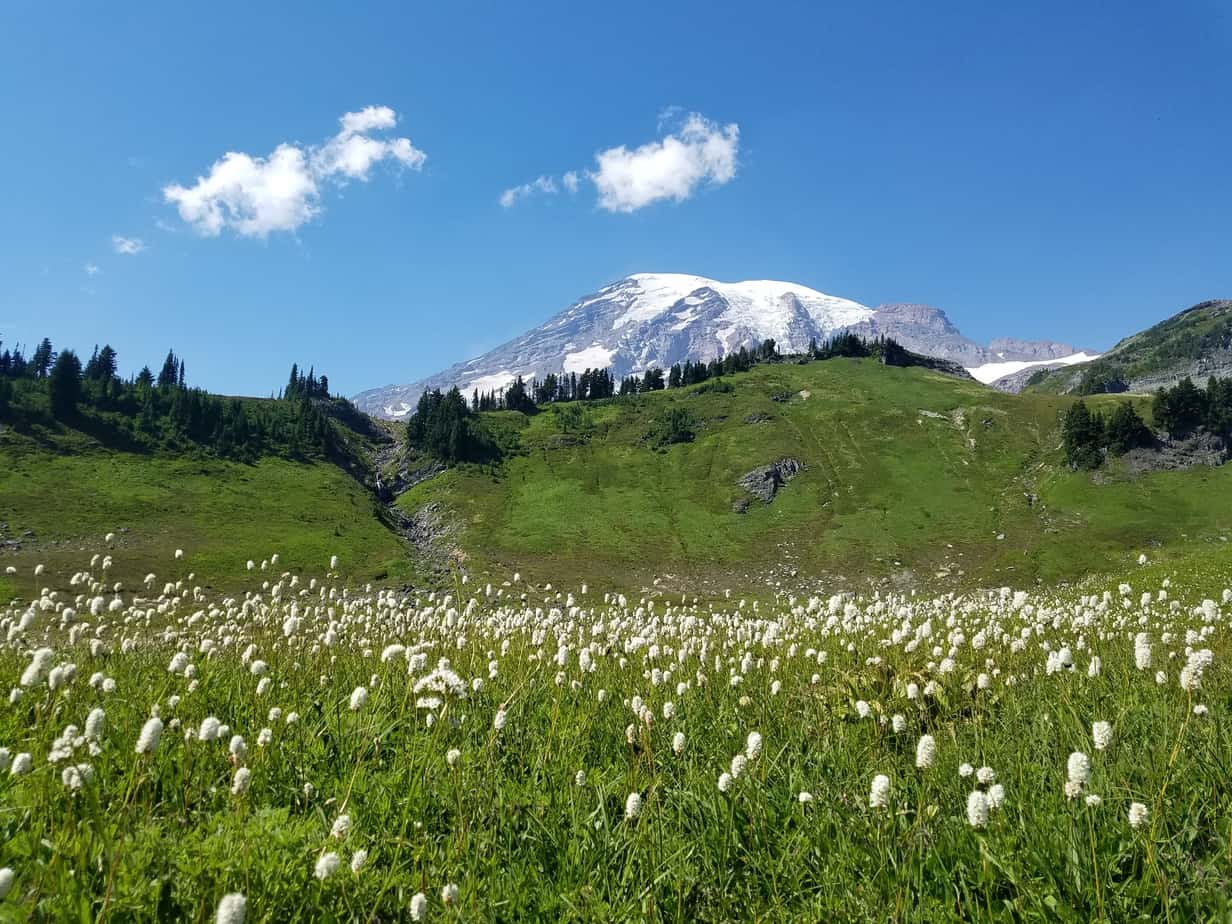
[382,402,414,419]
[612,273,874,334]
[966,352,1100,385]
[466,371,517,394]
[563,344,616,373]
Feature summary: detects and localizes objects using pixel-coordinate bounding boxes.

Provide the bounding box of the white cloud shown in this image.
[84,261,100,276]
[312,106,426,179]
[498,112,739,213]
[591,113,739,213]
[112,235,146,255]
[163,106,426,238]
[499,175,558,208]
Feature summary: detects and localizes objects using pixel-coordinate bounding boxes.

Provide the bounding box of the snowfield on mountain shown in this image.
[353,273,1090,417]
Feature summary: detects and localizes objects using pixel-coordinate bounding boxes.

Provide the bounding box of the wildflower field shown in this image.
[0,547,1230,922]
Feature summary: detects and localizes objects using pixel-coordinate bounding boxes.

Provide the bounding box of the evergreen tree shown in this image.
[1205,376,1232,440]
[48,349,83,417]
[158,350,180,387]
[85,344,118,381]
[1106,402,1153,455]
[503,376,535,413]
[1062,400,1105,469]
[1152,377,1206,437]
[31,338,54,378]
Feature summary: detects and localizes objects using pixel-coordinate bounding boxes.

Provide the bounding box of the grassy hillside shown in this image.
[398,359,1232,591]
[7,357,1232,600]
[1026,299,1232,394]
[0,420,414,600]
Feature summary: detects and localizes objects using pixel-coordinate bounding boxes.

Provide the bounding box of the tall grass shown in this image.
[0,551,1228,921]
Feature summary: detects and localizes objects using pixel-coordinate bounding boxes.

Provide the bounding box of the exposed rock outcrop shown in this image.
[735,457,804,507]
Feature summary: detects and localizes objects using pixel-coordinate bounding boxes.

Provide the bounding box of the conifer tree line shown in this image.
[0,336,345,462]
[1060,375,1232,470]
[284,363,331,400]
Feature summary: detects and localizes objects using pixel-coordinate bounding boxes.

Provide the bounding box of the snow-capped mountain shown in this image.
[354,273,1090,417]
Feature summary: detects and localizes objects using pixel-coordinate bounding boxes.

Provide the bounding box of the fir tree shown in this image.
[1106,402,1153,455]
[48,349,83,417]
[1062,400,1105,470]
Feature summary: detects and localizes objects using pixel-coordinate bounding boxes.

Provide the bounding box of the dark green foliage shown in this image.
[31,338,55,378]
[84,344,118,381]
[1075,367,1128,395]
[878,338,910,367]
[502,376,537,414]
[1153,377,1207,437]
[646,407,697,447]
[406,387,496,464]
[811,333,918,366]
[1205,377,1232,440]
[1,339,345,462]
[1148,374,1232,443]
[48,350,83,417]
[816,332,873,359]
[1105,402,1153,455]
[1062,400,1105,470]
[157,350,181,388]
[1062,377,1232,470]
[284,363,331,400]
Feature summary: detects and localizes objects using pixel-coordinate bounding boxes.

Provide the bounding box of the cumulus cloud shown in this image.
[499,112,738,213]
[112,235,146,255]
[163,106,426,238]
[84,262,100,276]
[591,113,739,213]
[499,175,558,208]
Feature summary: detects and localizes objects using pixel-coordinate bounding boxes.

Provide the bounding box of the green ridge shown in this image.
[399,359,1232,591]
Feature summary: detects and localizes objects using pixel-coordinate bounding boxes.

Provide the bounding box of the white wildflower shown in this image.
[1128,802,1149,829]
[966,790,990,828]
[314,852,340,880]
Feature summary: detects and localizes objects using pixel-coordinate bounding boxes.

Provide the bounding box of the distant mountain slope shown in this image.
[1025,299,1232,394]
[354,274,1085,417]
[395,358,1232,591]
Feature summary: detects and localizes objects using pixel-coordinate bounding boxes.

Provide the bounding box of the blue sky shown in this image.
[1,0,1229,396]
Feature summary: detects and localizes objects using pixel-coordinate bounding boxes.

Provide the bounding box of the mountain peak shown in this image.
[353,275,1083,416]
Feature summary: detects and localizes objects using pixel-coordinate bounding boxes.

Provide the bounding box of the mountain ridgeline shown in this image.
[354,273,1088,417]
[1026,299,1232,395]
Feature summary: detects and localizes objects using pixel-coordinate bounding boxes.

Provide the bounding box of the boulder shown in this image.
[736,458,804,504]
